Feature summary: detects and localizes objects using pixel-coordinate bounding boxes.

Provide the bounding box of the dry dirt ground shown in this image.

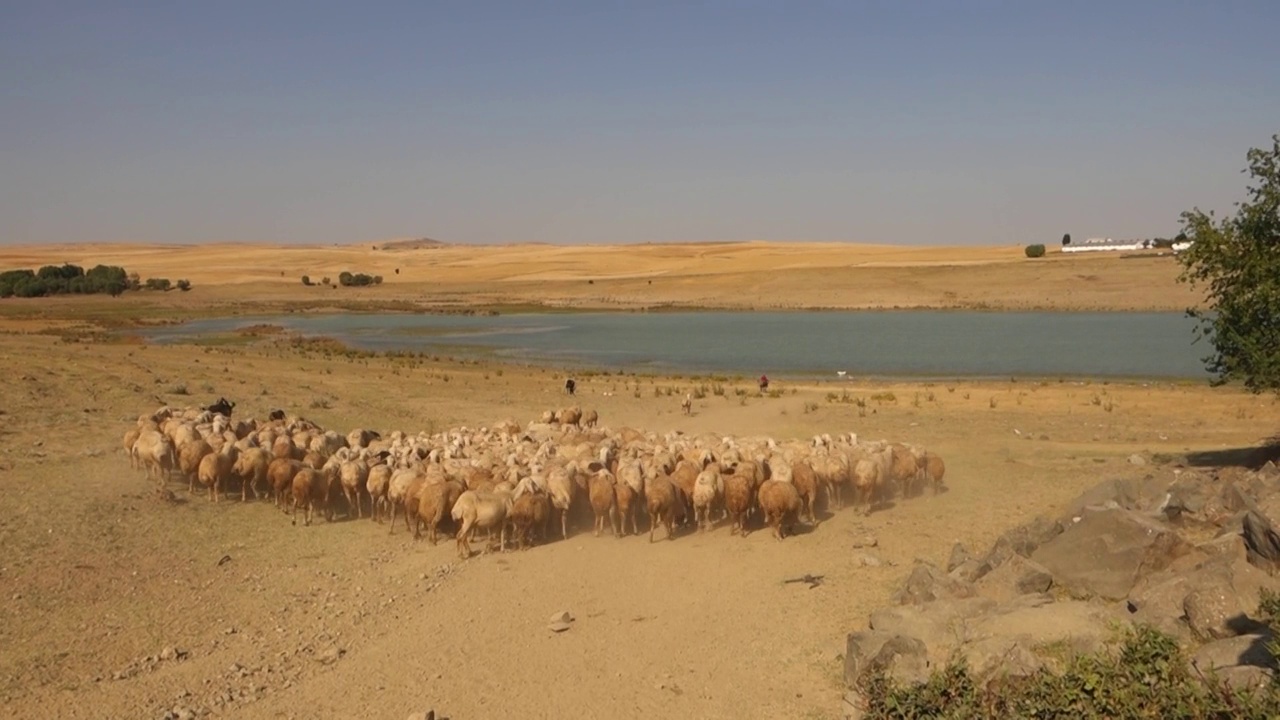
[2,322,1278,719]
[0,240,1202,312]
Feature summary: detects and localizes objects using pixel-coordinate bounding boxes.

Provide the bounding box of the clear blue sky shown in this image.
[2,1,1277,246]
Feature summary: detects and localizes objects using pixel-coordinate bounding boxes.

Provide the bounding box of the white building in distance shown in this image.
[1061,237,1147,253]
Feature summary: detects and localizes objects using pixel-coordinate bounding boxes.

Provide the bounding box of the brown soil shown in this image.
[1,317,1276,718]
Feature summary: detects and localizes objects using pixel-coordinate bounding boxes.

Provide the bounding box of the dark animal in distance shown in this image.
[206,397,236,417]
[268,409,286,421]
[565,379,576,395]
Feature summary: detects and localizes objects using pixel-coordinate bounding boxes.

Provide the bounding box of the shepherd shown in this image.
[758,374,769,393]
[565,378,576,395]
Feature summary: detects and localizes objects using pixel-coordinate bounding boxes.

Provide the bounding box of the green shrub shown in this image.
[301,275,312,286]
[1025,244,1047,258]
[176,279,191,292]
[860,623,1280,719]
[0,264,130,298]
[144,277,171,291]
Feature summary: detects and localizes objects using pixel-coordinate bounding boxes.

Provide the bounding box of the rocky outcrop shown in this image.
[843,466,1280,715]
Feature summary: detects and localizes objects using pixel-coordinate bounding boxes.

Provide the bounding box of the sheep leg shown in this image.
[388,502,398,534]
[609,506,618,537]
[499,524,507,553]
[560,508,568,540]
[649,512,657,543]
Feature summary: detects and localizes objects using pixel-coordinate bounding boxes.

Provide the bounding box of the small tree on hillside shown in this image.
[1062,233,1072,246]
[1177,134,1280,394]
[1025,244,1046,258]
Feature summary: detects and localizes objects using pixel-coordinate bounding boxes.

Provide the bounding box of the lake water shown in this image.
[142,311,1212,380]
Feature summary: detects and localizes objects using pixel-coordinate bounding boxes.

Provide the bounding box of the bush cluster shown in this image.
[1025,244,1047,258]
[0,264,129,298]
[860,592,1280,719]
[336,271,383,287]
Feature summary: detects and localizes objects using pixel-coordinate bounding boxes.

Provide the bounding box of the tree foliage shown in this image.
[0,264,129,298]
[1177,134,1280,394]
[1025,244,1046,258]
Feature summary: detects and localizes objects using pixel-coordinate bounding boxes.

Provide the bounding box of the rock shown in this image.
[869,597,997,661]
[967,599,1120,658]
[1242,510,1280,572]
[1215,664,1275,691]
[1184,584,1248,641]
[853,552,883,568]
[850,534,878,549]
[970,517,1064,582]
[1031,507,1193,601]
[1191,632,1276,672]
[1125,573,1194,640]
[973,554,1054,602]
[891,562,975,605]
[160,646,177,661]
[1197,533,1248,564]
[1060,476,1173,520]
[961,637,1043,682]
[1128,454,1147,466]
[549,611,574,632]
[843,631,929,687]
[946,543,972,573]
[314,646,344,665]
[406,712,436,720]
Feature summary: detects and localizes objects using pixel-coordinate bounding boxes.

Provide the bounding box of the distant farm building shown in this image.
[1061,237,1147,253]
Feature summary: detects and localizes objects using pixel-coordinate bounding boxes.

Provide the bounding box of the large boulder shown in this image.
[1190,631,1277,690]
[966,516,1064,582]
[973,554,1053,602]
[1242,508,1280,572]
[869,597,997,662]
[1059,475,1174,521]
[1031,507,1193,601]
[891,562,976,605]
[843,631,930,687]
[966,597,1122,658]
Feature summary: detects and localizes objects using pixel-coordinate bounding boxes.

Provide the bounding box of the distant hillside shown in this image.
[375,237,447,251]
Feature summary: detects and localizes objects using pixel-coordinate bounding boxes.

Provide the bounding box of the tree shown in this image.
[1177,134,1280,394]
[176,279,191,291]
[1062,233,1072,246]
[1024,244,1046,258]
[301,275,312,286]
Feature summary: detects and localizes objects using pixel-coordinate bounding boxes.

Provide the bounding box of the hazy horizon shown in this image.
[3,2,1278,247]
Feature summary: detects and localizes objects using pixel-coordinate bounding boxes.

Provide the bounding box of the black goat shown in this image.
[206,397,236,417]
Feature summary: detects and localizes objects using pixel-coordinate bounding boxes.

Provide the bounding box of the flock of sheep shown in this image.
[123,401,947,559]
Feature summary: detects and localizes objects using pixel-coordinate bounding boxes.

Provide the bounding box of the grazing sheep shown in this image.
[644,474,685,542]
[232,446,271,501]
[509,490,553,549]
[581,409,598,428]
[722,472,754,537]
[123,427,142,469]
[267,457,306,509]
[559,406,583,428]
[546,462,581,539]
[692,468,723,533]
[851,457,883,515]
[205,397,235,417]
[757,479,802,540]
[335,457,370,518]
[196,445,238,502]
[587,470,618,537]
[366,463,393,522]
[177,439,214,494]
[790,460,819,525]
[681,393,692,415]
[387,469,428,535]
[133,430,177,483]
[451,490,515,559]
[346,428,381,449]
[290,467,327,526]
[923,451,946,495]
[415,479,465,544]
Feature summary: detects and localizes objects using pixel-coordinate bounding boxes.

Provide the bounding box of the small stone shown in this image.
[549,611,574,632]
[850,535,878,549]
[315,646,344,665]
[1128,454,1147,466]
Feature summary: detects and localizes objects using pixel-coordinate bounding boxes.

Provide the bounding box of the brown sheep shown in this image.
[669,459,702,527]
[196,445,238,503]
[271,435,297,461]
[790,460,819,525]
[644,474,686,542]
[123,427,142,470]
[339,458,370,518]
[509,491,553,549]
[587,470,618,538]
[581,409,599,428]
[177,439,214,494]
[851,456,883,515]
[366,463,393,522]
[267,457,306,509]
[390,471,429,535]
[415,479,465,544]
[887,443,920,498]
[290,467,328,526]
[723,472,754,537]
[614,481,640,537]
[559,406,583,427]
[757,479,801,541]
[132,430,177,484]
[923,451,946,495]
[232,446,271,501]
[451,490,515,559]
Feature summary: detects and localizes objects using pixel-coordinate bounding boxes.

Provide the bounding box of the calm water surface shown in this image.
[144,311,1211,379]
